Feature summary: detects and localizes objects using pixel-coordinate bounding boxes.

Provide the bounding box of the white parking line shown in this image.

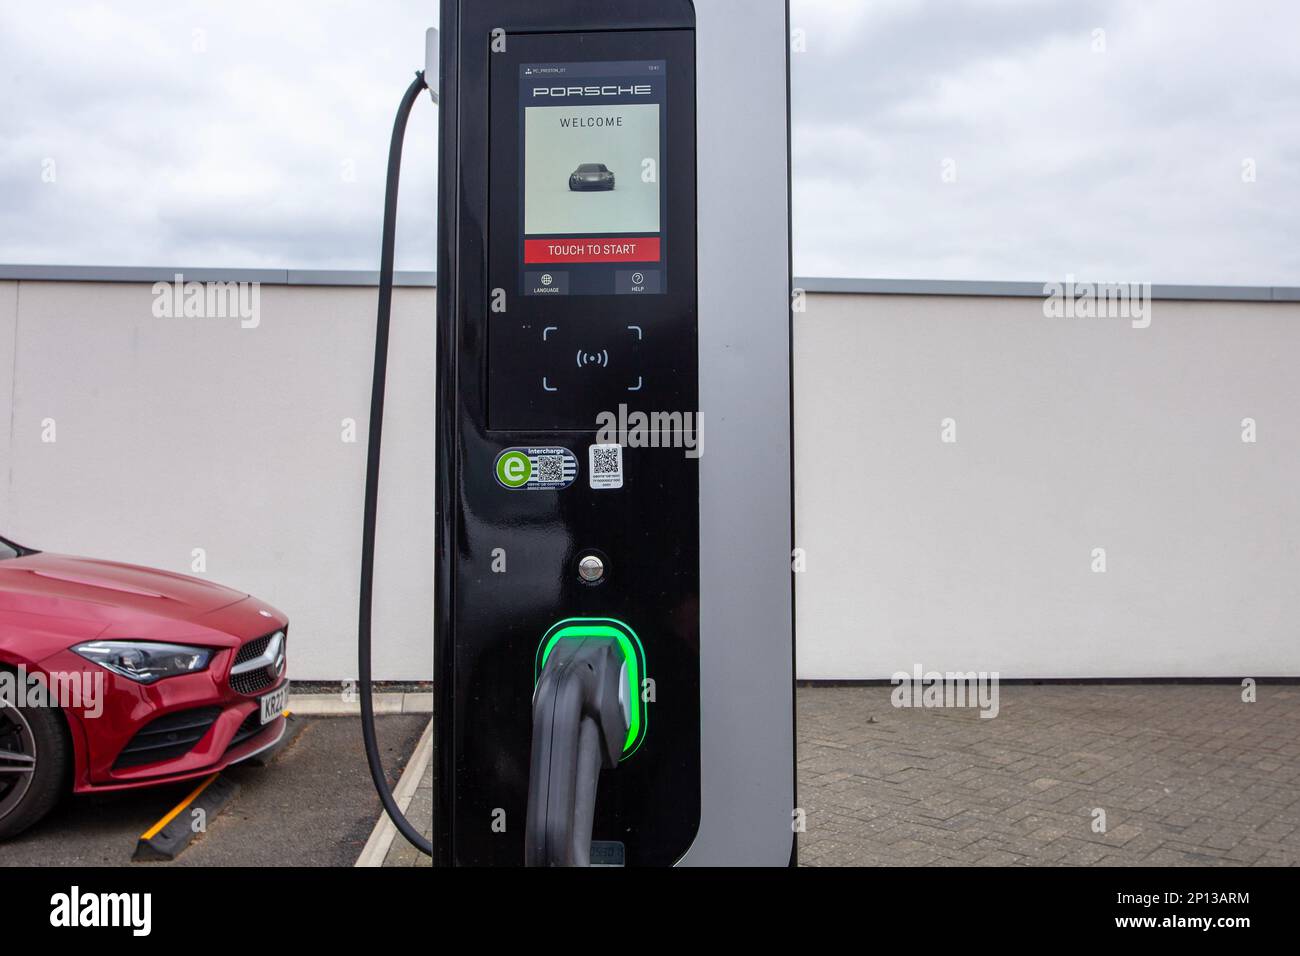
[354,718,433,867]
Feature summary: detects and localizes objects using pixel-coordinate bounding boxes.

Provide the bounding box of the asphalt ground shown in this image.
[0,715,428,867]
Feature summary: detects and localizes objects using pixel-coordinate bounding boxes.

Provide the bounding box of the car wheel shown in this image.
[0,693,69,840]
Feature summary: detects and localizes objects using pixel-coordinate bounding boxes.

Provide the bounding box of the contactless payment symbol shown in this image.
[494,447,578,491]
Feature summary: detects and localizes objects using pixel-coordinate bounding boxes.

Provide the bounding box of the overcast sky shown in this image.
[1,0,1296,284]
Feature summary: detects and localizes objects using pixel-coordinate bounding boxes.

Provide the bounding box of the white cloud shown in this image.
[0,0,439,269]
[792,0,1300,283]
[1,0,1296,284]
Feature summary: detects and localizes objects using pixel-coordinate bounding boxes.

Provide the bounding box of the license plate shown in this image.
[259,682,289,725]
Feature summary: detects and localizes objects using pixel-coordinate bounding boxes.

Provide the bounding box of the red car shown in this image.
[0,535,289,839]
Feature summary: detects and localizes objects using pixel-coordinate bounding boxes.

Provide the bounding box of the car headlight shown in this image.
[73,641,213,684]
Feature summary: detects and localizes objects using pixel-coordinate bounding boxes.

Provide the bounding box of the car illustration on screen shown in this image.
[568,163,615,191]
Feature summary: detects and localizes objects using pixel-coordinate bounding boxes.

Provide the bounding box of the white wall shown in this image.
[795,292,1300,678]
[5,279,1298,679]
[0,279,435,681]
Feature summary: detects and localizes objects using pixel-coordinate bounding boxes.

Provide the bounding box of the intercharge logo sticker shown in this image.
[494,447,578,490]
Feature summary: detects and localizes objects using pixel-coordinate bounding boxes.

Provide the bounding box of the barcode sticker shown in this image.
[588,444,624,490]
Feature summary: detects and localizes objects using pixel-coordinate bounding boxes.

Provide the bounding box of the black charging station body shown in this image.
[435,0,702,866]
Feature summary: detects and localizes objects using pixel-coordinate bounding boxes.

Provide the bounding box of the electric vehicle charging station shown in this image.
[361,0,794,866]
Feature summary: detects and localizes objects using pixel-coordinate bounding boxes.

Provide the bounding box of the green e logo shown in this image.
[495,450,531,489]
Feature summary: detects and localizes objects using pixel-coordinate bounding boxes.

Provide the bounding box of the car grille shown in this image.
[230,629,286,696]
[236,632,273,665]
[113,706,221,769]
[231,669,275,695]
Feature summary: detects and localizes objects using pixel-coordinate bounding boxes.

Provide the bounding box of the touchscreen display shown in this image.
[519,60,667,296]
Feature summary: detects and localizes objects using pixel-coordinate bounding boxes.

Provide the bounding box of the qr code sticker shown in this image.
[588,444,623,490]
[592,448,619,475]
[535,455,564,483]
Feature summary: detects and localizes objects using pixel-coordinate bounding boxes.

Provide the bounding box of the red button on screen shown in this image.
[524,237,661,264]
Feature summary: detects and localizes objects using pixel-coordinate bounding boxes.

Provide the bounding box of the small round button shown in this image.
[577,555,605,584]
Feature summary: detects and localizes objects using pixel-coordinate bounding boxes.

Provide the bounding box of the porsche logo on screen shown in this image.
[519,60,667,296]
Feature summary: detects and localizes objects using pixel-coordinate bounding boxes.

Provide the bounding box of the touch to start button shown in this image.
[524,237,661,264]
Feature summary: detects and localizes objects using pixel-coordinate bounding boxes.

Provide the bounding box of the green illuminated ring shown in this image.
[535,617,647,759]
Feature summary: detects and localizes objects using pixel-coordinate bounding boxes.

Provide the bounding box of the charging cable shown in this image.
[357,70,433,857]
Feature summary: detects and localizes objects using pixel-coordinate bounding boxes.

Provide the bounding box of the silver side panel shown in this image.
[678,0,794,866]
